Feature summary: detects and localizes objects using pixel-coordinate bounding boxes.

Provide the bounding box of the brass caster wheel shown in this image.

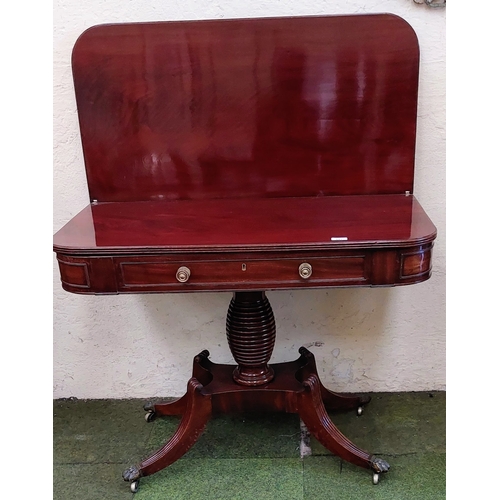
[372,472,379,485]
[145,410,156,422]
[130,480,139,493]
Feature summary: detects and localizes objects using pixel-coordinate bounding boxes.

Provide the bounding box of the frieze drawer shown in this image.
[115,255,369,292]
[55,243,432,294]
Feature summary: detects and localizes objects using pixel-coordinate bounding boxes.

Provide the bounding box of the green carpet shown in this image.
[54,392,445,499]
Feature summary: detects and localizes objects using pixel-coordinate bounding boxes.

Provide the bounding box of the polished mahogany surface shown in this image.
[56,16,437,486]
[54,194,435,294]
[72,14,419,203]
[56,14,435,295]
[53,195,435,254]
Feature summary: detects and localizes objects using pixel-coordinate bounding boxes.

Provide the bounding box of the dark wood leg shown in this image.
[123,377,212,487]
[321,389,371,413]
[124,291,389,492]
[297,372,389,477]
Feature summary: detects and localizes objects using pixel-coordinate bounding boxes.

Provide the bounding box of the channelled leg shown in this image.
[297,373,389,478]
[125,292,389,491]
[123,377,212,487]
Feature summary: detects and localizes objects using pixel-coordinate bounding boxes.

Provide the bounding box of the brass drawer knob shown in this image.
[176,266,191,283]
[299,262,313,279]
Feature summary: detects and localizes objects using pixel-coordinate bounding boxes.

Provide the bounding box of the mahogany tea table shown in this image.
[53,14,437,492]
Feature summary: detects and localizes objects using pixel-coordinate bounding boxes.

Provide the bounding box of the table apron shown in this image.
[55,243,433,294]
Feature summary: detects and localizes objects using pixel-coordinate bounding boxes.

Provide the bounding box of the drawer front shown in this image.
[55,243,433,294]
[57,259,90,290]
[115,255,368,292]
[399,244,433,281]
[56,254,117,294]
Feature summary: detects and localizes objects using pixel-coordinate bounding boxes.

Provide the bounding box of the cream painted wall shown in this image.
[53,0,445,399]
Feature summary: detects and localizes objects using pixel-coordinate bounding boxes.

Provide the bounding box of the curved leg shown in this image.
[297,347,370,412]
[297,374,389,476]
[321,388,371,413]
[123,377,212,484]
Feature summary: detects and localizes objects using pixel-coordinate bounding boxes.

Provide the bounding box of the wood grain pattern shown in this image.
[54,13,435,296]
[53,194,435,253]
[133,347,384,481]
[71,14,419,203]
[55,243,433,294]
[53,195,435,293]
[53,15,437,488]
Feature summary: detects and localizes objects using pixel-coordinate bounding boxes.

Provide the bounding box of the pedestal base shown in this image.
[124,292,389,492]
[123,347,389,491]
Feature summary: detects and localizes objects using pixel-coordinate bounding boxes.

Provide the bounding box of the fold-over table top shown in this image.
[54,194,436,256]
[71,15,420,204]
[54,15,436,293]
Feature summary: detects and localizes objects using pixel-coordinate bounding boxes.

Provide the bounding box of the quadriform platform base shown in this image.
[53,14,437,494]
[122,292,390,493]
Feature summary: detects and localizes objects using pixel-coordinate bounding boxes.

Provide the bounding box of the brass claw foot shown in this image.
[122,465,141,482]
[371,457,390,473]
[123,465,142,493]
[370,457,390,484]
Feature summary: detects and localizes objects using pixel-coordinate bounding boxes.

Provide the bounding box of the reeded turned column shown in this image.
[226,291,276,386]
